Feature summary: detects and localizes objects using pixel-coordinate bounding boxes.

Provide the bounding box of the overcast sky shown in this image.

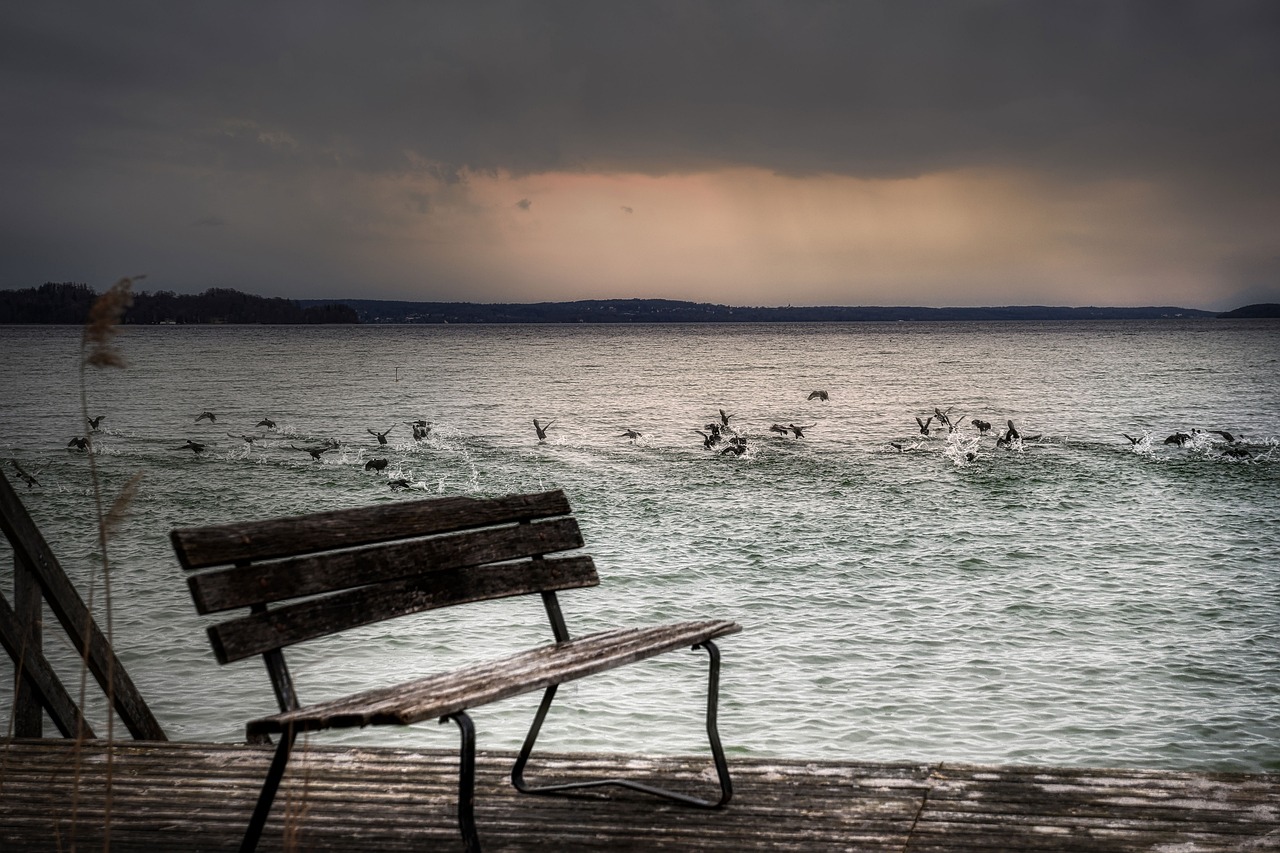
[2,1,1277,309]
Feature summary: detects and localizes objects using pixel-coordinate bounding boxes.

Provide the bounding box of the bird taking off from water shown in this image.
[718,409,734,427]
[195,411,216,423]
[788,423,815,438]
[972,419,992,434]
[368,426,395,445]
[619,429,642,440]
[769,423,791,436]
[533,419,554,441]
[365,458,389,471]
[406,420,432,440]
[1164,432,1192,446]
[9,460,39,488]
[808,390,829,401]
[915,416,933,436]
[67,437,89,450]
[179,440,205,454]
[292,444,332,460]
[87,415,105,430]
[256,418,277,430]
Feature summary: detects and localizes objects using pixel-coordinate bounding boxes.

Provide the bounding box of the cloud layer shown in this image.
[2,1,1277,308]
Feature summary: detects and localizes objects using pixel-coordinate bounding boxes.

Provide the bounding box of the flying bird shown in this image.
[67,437,89,450]
[915,416,933,436]
[693,429,719,449]
[533,419,553,441]
[619,429,643,440]
[808,390,829,401]
[87,415,105,430]
[769,423,791,436]
[9,460,39,488]
[788,423,815,438]
[195,411,216,423]
[256,418,277,430]
[292,444,332,460]
[719,409,734,427]
[367,426,395,445]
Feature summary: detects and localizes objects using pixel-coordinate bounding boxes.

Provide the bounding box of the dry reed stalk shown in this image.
[71,275,143,852]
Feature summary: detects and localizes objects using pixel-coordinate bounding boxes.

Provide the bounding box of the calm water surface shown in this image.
[1,321,1277,771]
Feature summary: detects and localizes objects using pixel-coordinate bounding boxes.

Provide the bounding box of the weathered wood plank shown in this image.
[188,516,587,614]
[0,471,165,741]
[0,590,94,738]
[171,490,573,569]
[12,550,42,737]
[208,555,598,663]
[248,620,742,734]
[1,741,1275,853]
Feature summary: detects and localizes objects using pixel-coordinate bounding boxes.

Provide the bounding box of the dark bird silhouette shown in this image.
[996,420,1021,447]
[87,415,105,431]
[703,422,723,437]
[406,420,432,440]
[1122,434,1142,445]
[67,437,89,450]
[1209,430,1237,443]
[947,415,968,434]
[388,478,412,490]
[720,441,748,456]
[808,390,829,401]
[972,419,992,434]
[719,409,734,427]
[769,423,791,436]
[890,442,904,451]
[933,407,953,430]
[619,429,643,440]
[1222,445,1252,459]
[180,440,205,454]
[915,416,933,436]
[228,433,258,444]
[365,458,389,471]
[533,419,553,441]
[368,426,395,445]
[195,411,216,423]
[256,418,277,430]
[1164,432,1193,446]
[788,423,815,438]
[694,429,719,449]
[9,460,39,488]
[292,444,332,460]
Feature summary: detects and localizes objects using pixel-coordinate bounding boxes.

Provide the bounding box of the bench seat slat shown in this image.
[188,517,584,614]
[247,619,742,736]
[172,490,572,570]
[209,556,598,664]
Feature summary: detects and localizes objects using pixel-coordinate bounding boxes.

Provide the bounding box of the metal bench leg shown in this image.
[442,711,482,853]
[511,640,733,808]
[241,724,297,853]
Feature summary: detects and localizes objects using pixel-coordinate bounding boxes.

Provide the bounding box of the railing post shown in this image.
[13,551,42,737]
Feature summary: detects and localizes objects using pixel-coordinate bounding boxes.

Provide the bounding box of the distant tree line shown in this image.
[0,282,359,324]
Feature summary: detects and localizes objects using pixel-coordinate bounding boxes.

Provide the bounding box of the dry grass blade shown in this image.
[84,276,141,368]
[103,473,145,540]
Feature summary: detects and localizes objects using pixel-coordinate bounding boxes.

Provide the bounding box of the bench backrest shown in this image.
[172,490,596,709]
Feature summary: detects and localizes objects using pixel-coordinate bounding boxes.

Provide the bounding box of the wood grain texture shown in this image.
[188,517,586,614]
[246,620,743,735]
[172,490,572,569]
[2,740,1275,852]
[0,471,166,741]
[208,555,599,663]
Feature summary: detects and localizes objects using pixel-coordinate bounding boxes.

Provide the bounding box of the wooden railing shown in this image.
[0,470,165,740]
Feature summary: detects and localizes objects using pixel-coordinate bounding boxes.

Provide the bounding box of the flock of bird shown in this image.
[1,389,1263,493]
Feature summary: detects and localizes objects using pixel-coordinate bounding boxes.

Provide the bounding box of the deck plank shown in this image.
[1,739,1275,852]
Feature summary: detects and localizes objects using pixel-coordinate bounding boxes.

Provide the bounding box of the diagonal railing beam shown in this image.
[0,590,94,738]
[0,471,165,741]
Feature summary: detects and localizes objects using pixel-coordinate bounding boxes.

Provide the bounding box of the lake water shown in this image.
[1,321,1277,772]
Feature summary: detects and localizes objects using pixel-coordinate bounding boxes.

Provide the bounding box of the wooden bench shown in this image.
[171,489,741,852]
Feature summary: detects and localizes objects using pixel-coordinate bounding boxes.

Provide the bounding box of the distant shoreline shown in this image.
[2,283,1277,323]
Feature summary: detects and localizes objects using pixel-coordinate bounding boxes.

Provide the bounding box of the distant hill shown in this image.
[0,283,358,324]
[1216,303,1280,319]
[299,297,1219,324]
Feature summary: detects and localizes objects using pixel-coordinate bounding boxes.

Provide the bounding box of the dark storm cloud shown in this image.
[5,1,1277,183]
[1,1,1276,302]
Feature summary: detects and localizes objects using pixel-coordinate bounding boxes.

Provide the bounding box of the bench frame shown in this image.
[171,490,739,852]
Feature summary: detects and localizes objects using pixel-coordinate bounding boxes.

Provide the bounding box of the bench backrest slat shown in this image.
[208,555,598,663]
[171,490,573,569]
[188,516,584,614]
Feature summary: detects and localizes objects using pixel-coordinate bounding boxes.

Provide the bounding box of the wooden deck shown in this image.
[1,739,1276,851]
